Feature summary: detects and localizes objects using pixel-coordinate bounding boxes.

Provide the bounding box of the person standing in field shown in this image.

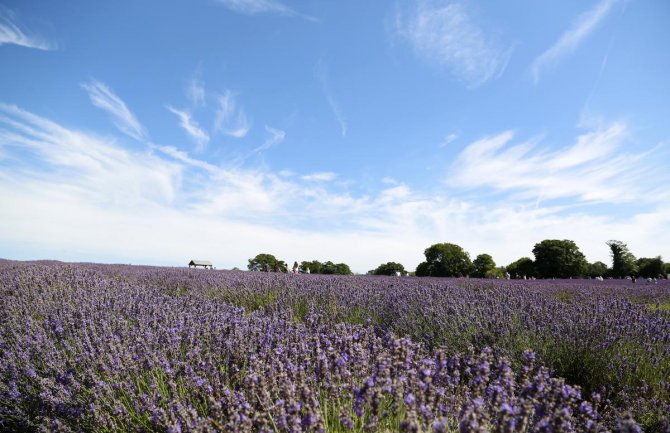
[292,261,299,274]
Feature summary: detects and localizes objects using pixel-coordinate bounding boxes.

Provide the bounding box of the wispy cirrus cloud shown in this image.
[301,172,337,182]
[166,106,210,150]
[214,90,250,138]
[81,80,147,141]
[315,59,347,137]
[448,122,662,204]
[439,133,458,148]
[1,102,669,271]
[187,74,206,107]
[0,7,54,50]
[395,0,513,88]
[531,0,619,84]
[0,102,177,207]
[214,0,317,22]
[254,126,286,153]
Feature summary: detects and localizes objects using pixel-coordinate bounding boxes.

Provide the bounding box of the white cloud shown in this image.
[150,143,218,172]
[531,0,619,84]
[166,106,210,150]
[214,91,251,138]
[0,103,177,207]
[395,0,513,87]
[1,103,669,273]
[301,172,337,182]
[449,122,660,204]
[187,75,206,107]
[81,80,147,141]
[215,0,317,21]
[0,8,54,50]
[439,133,458,147]
[254,126,285,153]
[315,59,347,137]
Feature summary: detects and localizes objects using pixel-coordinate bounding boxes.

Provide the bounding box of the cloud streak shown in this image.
[395,0,513,87]
[315,59,347,137]
[1,102,668,272]
[187,75,206,107]
[0,8,54,50]
[214,91,251,138]
[81,80,147,141]
[301,172,337,182]
[166,106,210,150]
[531,0,619,84]
[215,0,317,22]
[254,126,286,153]
[449,122,661,204]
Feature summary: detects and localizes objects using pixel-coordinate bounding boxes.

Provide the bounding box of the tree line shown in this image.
[248,239,668,279]
[408,239,668,279]
[247,253,352,275]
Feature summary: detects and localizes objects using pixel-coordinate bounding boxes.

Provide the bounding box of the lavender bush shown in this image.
[1,260,668,432]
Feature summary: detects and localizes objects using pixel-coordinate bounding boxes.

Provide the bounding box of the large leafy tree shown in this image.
[300,260,323,274]
[587,261,609,278]
[472,254,496,278]
[300,260,352,275]
[506,257,536,278]
[247,253,286,272]
[415,243,473,277]
[636,256,664,279]
[606,240,637,278]
[320,261,353,275]
[371,262,407,276]
[532,239,588,278]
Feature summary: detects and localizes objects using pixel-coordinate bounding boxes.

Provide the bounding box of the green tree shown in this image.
[415,243,473,277]
[415,261,431,277]
[247,253,285,272]
[506,257,536,278]
[532,239,588,278]
[320,261,353,275]
[300,260,322,274]
[636,256,664,279]
[606,240,637,278]
[587,261,608,278]
[371,262,407,276]
[472,254,496,278]
[486,267,507,279]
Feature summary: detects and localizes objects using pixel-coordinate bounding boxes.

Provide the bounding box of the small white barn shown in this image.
[188,260,213,269]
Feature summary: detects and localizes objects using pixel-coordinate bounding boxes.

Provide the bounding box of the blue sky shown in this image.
[1,0,669,273]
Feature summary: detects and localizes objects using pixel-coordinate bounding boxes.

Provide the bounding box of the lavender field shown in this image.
[1,260,669,432]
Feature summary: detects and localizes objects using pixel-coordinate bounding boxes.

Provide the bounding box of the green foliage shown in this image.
[637,256,664,279]
[607,240,637,278]
[300,260,352,275]
[472,253,496,278]
[321,261,353,275]
[485,267,506,279]
[532,239,588,278]
[415,261,431,277]
[587,261,609,278]
[506,257,535,278]
[415,242,473,277]
[247,253,286,272]
[370,261,407,276]
[300,260,322,274]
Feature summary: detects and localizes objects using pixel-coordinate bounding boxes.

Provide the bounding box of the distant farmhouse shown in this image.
[188,260,213,269]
